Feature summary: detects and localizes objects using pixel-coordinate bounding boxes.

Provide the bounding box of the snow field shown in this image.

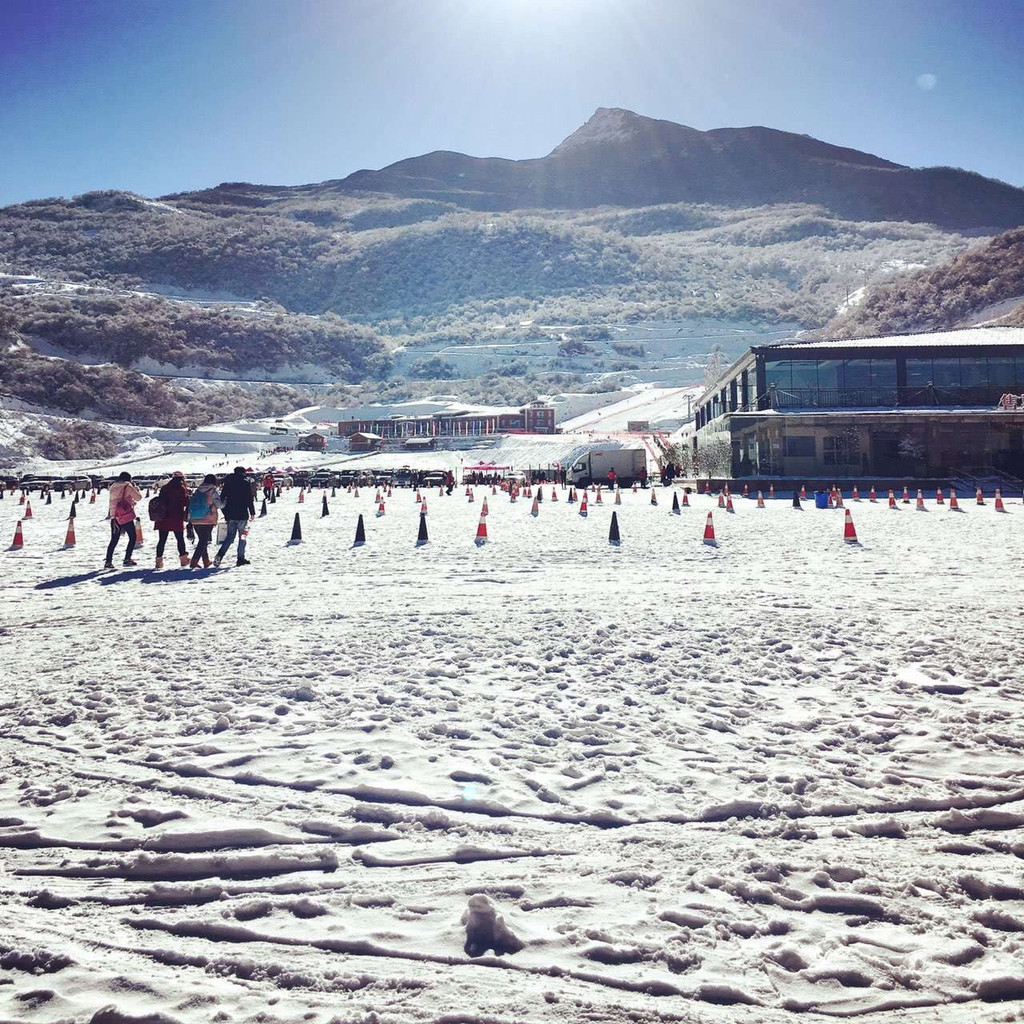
[2,484,1024,1023]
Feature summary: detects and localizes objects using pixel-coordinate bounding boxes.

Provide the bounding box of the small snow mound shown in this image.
[462,894,523,957]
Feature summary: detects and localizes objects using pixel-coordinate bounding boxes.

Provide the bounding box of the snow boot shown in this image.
[179,554,190,567]
[155,556,164,569]
[212,555,222,568]
[123,559,138,567]
[236,557,251,566]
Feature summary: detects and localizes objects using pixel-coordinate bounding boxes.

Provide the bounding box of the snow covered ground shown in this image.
[3,485,1024,1023]
[559,386,702,433]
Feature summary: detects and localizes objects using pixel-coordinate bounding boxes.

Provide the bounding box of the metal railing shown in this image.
[708,385,1016,416]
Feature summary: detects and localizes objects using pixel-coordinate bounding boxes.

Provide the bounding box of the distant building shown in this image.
[693,327,1024,480]
[296,431,328,452]
[348,431,382,452]
[336,401,557,439]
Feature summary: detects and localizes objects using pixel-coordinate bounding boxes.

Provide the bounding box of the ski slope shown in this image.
[3,485,1024,1023]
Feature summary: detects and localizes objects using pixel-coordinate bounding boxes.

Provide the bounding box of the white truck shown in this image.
[568,446,648,487]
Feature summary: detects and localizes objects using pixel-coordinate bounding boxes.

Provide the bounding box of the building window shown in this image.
[784,435,816,458]
[823,435,859,465]
[764,360,792,390]
[932,358,961,387]
[988,356,1015,386]
[790,360,819,391]
[817,360,844,390]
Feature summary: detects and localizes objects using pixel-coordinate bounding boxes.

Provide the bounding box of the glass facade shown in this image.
[905,355,1024,387]
[695,345,1024,430]
[764,358,897,406]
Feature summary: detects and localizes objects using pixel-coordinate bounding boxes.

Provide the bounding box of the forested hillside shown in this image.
[0,191,974,332]
[816,227,1024,338]
[0,286,390,378]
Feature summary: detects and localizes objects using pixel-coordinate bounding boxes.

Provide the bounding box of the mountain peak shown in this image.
[549,107,686,156]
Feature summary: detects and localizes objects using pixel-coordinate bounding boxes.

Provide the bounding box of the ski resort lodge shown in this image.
[693,327,1024,481]
[335,400,557,439]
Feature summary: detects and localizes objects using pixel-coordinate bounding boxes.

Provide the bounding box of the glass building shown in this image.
[693,328,1024,480]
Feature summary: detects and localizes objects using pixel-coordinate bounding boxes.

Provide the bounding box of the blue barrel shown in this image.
[814,491,829,509]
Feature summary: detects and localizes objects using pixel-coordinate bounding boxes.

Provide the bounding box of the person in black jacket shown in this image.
[213,467,256,567]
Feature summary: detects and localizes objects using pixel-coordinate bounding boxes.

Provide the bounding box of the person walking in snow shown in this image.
[213,466,255,567]
[445,470,455,496]
[262,471,275,499]
[104,471,143,568]
[152,471,191,569]
[187,474,223,569]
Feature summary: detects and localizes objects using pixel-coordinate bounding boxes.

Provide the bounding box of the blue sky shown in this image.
[1,0,1022,207]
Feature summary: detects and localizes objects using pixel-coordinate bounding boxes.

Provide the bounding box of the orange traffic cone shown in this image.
[614,487,621,505]
[298,490,305,503]
[888,490,897,509]
[650,488,658,506]
[595,487,603,505]
[742,484,749,497]
[10,520,24,550]
[481,498,489,518]
[717,492,725,508]
[916,489,926,511]
[702,511,717,547]
[135,520,144,545]
[835,490,844,509]
[756,490,765,508]
[468,488,475,503]
[902,486,910,503]
[632,483,637,494]
[23,501,33,519]
[726,494,735,513]
[475,511,488,546]
[935,487,944,504]
[949,488,961,511]
[530,495,539,517]
[800,485,806,500]
[63,520,76,548]
[869,486,877,502]
[995,489,1007,512]
[681,490,690,507]
[769,484,775,499]
[492,484,497,495]
[421,499,428,514]
[843,509,859,544]
[551,488,558,501]
[976,487,985,505]
[579,496,588,517]
[376,500,385,517]
[852,485,860,501]
[89,492,96,504]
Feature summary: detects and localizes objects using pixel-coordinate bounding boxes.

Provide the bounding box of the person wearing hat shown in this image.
[153,471,191,569]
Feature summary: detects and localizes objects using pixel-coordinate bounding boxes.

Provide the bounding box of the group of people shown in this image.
[104,467,256,570]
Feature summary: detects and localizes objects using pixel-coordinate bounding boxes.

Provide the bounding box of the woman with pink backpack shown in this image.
[104,471,143,568]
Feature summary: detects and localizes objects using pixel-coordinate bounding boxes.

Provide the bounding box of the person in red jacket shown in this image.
[262,472,275,499]
[153,471,191,569]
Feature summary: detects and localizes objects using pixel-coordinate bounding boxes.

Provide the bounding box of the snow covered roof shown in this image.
[765,326,1024,351]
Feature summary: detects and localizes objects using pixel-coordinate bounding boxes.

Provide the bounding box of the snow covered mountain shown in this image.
[329,107,1024,229]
